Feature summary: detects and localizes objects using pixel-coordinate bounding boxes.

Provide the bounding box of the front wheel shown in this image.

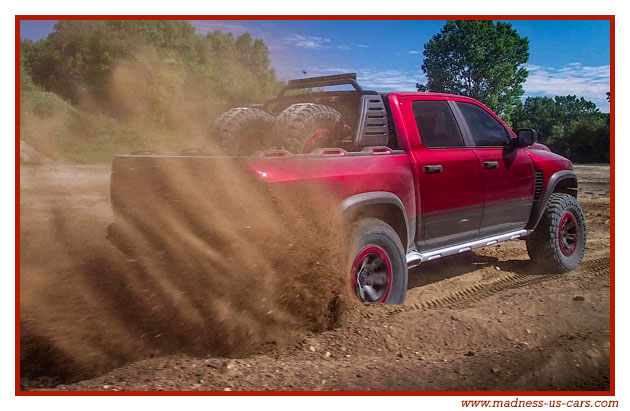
[349,218,407,304]
[526,193,587,273]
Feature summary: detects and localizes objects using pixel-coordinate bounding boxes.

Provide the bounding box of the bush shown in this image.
[513,95,610,163]
[547,115,610,163]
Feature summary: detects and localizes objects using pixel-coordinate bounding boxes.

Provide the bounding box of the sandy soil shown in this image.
[19,163,611,392]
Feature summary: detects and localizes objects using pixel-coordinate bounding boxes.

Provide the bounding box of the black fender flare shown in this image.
[527,170,579,230]
[339,192,414,251]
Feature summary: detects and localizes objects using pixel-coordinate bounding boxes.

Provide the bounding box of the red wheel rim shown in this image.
[303,129,331,153]
[351,246,393,303]
[559,212,579,256]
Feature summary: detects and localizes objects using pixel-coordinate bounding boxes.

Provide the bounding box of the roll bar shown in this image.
[278,73,363,97]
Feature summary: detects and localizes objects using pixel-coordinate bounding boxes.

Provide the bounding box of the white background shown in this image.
[4,1,622,409]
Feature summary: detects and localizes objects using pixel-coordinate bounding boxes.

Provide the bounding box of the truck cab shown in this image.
[390,93,537,252]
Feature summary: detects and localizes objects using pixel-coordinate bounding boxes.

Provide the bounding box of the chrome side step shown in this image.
[406,229,532,268]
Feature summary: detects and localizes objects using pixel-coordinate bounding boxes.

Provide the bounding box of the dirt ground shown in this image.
[19,163,611,392]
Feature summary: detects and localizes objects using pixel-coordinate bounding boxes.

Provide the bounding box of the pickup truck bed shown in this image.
[111,148,416,248]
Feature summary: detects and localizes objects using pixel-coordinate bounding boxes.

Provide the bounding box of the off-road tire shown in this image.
[212,107,274,155]
[271,103,342,154]
[349,218,407,304]
[526,193,587,273]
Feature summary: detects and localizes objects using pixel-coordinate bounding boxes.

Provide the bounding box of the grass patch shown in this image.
[20,91,192,164]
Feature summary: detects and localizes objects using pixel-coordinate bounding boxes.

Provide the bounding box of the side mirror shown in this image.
[515,128,537,147]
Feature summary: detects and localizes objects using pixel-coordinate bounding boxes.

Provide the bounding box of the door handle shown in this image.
[424,164,443,174]
[484,161,499,169]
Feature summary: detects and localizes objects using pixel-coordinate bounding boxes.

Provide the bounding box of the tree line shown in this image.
[417,20,610,163]
[21,20,282,115]
[20,20,610,163]
[19,20,283,162]
[513,95,610,163]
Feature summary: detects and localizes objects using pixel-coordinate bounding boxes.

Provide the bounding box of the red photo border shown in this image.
[15,14,616,396]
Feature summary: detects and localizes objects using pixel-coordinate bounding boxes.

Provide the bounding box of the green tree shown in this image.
[20,20,281,106]
[19,20,283,162]
[547,114,610,163]
[512,94,610,163]
[554,95,598,124]
[21,21,199,102]
[19,47,38,92]
[513,95,601,143]
[417,20,529,122]
[512,96,557,142]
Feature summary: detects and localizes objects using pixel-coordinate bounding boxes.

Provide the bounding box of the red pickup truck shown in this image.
[109,73,586,305]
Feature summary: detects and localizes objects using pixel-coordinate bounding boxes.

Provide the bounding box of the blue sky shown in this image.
[20,19,611,111]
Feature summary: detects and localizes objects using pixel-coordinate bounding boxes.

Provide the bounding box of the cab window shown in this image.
[457,102,511,147]
[412,100,465,148]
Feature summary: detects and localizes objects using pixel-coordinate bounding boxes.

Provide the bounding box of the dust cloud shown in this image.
[20,49,358,385]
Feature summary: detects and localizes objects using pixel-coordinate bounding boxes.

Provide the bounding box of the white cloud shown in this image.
[408,50,421,54]
[358,69,425,91]
[283,35,370,50]
[284,34,332,49]
[290,67,424,92]
[524,63,610,110]
[189,20,280,50]
[338,44,370,50]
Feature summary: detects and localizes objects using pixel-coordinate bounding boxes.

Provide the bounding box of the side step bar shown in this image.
[406,229,532,268]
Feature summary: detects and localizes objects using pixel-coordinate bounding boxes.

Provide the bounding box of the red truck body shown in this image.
[228,93,574,253]
[110,86,581,304]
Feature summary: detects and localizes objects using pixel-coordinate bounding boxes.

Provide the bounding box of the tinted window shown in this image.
[457,102,511,147]
[412,100,464,148]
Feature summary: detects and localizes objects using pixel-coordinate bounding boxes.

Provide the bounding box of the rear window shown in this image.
[412,101,465,148]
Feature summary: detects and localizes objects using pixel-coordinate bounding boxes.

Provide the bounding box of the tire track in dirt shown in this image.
[400,256,609,312]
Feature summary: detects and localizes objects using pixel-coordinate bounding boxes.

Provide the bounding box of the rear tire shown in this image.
[212,107,274,155]
[271,103,342,153]
[349,218,407,304]
[526,193,586,273]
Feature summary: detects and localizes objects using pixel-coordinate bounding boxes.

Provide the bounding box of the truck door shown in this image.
[403,98,485,250]
[454,101,536,236]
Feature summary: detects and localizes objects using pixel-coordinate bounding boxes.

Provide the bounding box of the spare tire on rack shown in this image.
[212,107,274,155]
[271,103,343,154]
